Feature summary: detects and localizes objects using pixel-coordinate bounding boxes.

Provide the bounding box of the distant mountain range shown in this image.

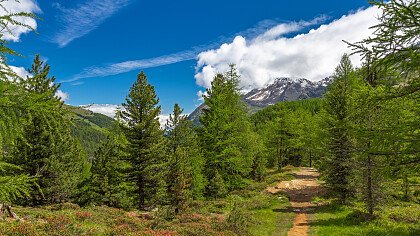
[188,77,332,124]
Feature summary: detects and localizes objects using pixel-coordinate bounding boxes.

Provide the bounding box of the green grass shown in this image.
[248,193,294,236]
[310,202,420,236]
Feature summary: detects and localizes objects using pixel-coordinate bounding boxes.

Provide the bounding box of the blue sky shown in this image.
[9,0,375,115]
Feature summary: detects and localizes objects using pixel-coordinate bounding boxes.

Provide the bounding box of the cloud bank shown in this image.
[0,0,40,41]
[195,7,380,90]
[82,104,120,118]
[52,0,131,47]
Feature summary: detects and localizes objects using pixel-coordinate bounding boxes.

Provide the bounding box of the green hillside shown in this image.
[64,105,117,157]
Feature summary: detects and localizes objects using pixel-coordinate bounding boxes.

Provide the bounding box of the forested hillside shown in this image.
[0,0,418,235]
[65,105,117,156]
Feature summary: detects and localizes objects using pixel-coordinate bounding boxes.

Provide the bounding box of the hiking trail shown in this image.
[266,167,323,236]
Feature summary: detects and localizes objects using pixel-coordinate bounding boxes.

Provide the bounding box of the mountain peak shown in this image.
[188,77,332,124]
[244,77,331,107]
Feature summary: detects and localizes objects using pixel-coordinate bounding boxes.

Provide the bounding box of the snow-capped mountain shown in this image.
[244,77,332,107]
[188,77,332,124]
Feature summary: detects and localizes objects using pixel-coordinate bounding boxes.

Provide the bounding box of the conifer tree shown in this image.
[119,71,166,209]
[322,54,354,204]
[166,104,204,212]
[200,64,258,192]
[85,135,131,208]
[11,55,85,205]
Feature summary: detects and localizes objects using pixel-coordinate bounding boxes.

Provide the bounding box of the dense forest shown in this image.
[0,0,419,235]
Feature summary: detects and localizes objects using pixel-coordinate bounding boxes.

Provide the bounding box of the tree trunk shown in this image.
[137,175,145,209]
[0,203,20,220]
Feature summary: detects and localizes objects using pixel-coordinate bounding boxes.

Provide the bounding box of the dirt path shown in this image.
[266,167,322,236]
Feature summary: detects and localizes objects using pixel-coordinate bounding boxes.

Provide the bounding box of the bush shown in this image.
[227,196,252,235]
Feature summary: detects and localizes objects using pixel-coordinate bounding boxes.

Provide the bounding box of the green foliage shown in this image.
[207,170,228,199]
[346,0,419,87]
[119,71,166,209]
[8,55,86,205]
[199,65,261,191]
[165,104,205,212]
[320,54,355,204]
[0,162,33,203]
[252,98,323,169]
[81,135,133,209]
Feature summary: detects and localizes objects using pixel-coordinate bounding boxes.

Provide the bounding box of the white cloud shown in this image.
[159,115,170,128]
[52,0,131,47]
[55,90,69,102]
[10,66,30,79]
[0,0,40,41]
[81,104,120,118]
[195,7,380,90]
[65,18,318,83]
[196,90,208,102]
[81,103,170,128]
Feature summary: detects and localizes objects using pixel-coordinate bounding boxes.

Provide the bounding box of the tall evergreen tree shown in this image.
[165,104,204,213]
[119,71,166,209]
[10,55,85,205]
[200,65,258,192]
[84,135,131,208]
[322,54,354,204]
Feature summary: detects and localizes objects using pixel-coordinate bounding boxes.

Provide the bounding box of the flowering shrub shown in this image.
[8,222,39,236]
[75,211,92,221]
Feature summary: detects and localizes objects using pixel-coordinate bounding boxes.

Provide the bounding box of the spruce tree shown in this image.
[85,135,131,208]
[322,54,354,204]
[119,71,165,209]
[165,104,204,212]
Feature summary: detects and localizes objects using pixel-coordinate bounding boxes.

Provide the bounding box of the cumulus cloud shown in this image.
[196,90,208,102]
[55,90,69,102]
[10,66,30,79]
[0,0,40,41]
[66,17,319,83]
[52,0,131,47]
[195,7,380,90]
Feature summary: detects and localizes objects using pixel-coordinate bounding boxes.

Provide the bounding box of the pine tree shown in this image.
[119,71,166,209]
[322,54,354,204]
[165,104,204,212]
[85,135,131,208]
[25,54,60,99]
[207,169,227,199]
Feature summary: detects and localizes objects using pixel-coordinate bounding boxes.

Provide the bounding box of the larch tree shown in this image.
[200,64,258,193]
[11,55,86,205]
